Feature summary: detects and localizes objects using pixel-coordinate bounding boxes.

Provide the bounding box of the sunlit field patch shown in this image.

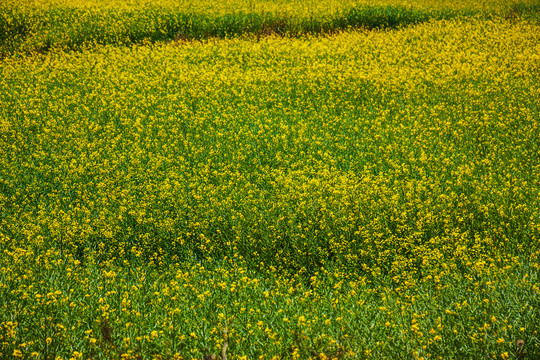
[1,4,539,360]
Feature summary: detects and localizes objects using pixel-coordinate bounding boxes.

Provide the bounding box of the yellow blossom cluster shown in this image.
[2,17,539,279]
[0,245,538,359]
[2,0,539,56]
[1,3,539,359]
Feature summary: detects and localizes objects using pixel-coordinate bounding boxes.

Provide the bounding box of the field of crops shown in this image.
[2,0,540,57]
[1,0,540,359]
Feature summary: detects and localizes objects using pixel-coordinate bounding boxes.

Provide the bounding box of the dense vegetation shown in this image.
[1,0,539,57]
[1,1,539,359]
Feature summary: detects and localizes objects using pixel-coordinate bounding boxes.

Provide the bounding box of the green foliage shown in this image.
[1,247,539,359]
[1,1,540,358]
[0,2,508,57]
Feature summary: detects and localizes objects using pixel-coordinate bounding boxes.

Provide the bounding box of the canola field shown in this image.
[1,1,540,359]
[2,0,540,57]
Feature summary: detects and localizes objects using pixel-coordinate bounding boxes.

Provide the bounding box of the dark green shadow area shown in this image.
[0,4,495,58]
